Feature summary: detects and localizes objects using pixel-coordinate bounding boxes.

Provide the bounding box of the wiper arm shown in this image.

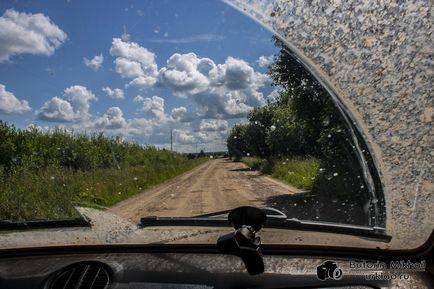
[191,207,287,219]
[139,207,391,242]
[0,216,90,231]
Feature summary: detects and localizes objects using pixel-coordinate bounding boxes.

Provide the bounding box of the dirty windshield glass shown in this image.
[0,0,385,242]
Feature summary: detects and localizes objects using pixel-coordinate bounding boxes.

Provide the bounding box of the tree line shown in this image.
[227,37,369,202]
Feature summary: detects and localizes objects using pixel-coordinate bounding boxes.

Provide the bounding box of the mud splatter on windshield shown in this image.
[6,0,431,250]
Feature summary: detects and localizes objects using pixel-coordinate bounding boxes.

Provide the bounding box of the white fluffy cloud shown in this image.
[95,107,127,129]
[157,53,269,119]
[256,55,274,67]
[0,9,66,62]
[0,84,31,114]
[158,53,211,97]
[171,106,195,123]
[173,129,196,144]
[83,54,103,71]
[134,95,167,123]
[102,86,124,99]
[199,119,228,132]
[37,85,97,122]
[110,38,158,89]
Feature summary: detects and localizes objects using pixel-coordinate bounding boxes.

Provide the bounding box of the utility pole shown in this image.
[170,128,173,151]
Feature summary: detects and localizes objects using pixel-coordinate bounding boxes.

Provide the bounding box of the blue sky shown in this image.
[0,0,278,152]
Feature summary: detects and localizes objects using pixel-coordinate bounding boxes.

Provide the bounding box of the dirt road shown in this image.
[108,158,302,223]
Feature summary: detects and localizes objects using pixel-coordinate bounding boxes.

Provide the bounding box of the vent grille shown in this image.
[50,262,110,289]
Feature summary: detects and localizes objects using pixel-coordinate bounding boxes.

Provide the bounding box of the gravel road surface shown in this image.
[108,158,301,223]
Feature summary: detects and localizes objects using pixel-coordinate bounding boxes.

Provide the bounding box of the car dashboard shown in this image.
[1,247,433,289]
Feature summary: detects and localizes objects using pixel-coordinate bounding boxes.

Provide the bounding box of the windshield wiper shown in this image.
[139,206,391,242]
[0,216,90,231]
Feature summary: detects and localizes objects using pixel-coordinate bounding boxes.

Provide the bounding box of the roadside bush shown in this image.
[240,157,320,191]
[0,121,207,220]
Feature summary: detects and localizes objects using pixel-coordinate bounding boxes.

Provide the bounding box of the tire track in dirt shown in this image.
[108,158,302,223]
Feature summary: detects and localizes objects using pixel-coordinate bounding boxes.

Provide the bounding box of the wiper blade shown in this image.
[140,208,391,242]
[0,217,90,231]
[191,207,287,219]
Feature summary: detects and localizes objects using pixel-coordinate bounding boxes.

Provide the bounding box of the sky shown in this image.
[0,0,279,152]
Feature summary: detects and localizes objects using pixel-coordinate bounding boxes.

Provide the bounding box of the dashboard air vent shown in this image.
[50,262,110,289]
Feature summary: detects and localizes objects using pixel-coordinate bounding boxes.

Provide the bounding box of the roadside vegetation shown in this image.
[240,157,320,190]
[228,37,369,203]
[0,121,205,220]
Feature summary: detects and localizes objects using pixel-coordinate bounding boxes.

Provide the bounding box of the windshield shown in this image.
[0,0,431,251]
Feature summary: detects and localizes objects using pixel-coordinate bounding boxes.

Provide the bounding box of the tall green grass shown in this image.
[0,159,206,220]
[240,157,320,190]
[0,121,206,220]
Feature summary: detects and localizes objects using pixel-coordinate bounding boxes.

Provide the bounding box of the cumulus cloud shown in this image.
[134,95,167,123]
[125,117,154,137]
[102,86,124,99]
[0,9,67,62]
[0,84,31,114]
[256,55,274,67]
[199,119,228,132]
[157,53,268,119]
[83,54,103,71]
[158,53,211,97]
[37,85,97,122]
[171,106,195,123]
[95,107,127,129]
[110,38,158,89]
[173,129,197,144]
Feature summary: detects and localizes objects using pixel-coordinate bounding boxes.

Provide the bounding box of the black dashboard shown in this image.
[1,246,433,289]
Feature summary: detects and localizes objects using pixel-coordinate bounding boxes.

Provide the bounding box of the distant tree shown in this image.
[227,124,249,160]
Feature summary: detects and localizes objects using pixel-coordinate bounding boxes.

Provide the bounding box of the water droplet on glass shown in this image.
[321,116,330,127]
[333,172,338,177]
[246,152,250,156]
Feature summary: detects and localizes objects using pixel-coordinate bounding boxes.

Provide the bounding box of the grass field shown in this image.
[0,121,207,220]
[240,157,320,190]
[0,158,206,220]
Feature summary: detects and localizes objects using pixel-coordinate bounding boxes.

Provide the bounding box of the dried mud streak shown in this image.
[108,158,301,223]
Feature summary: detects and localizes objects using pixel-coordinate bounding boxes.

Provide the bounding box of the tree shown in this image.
[227,124,249,160]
